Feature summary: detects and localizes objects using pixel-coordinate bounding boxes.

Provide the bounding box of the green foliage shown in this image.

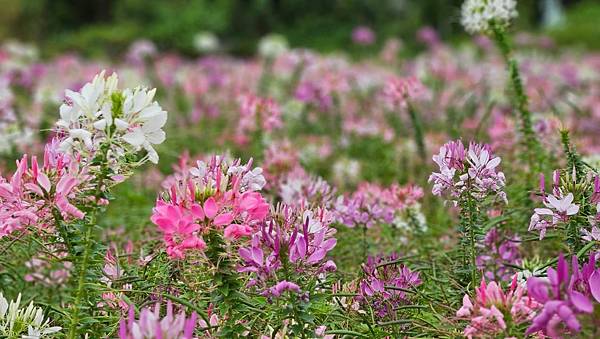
[547,0,600,50]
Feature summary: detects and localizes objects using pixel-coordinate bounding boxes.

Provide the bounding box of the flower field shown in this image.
[2,1,600,338]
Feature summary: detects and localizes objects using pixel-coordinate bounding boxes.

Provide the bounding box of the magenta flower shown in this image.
[352,26,375,45]
[1,139,89,238]
[356,253,422,320]
[238,204,337,298]
[476,227,522,281]
[526,253,600,337]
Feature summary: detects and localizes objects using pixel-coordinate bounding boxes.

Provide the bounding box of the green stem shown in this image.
[407,103,426,161]
[460,192,479,288]
[67,224,93,339]
[492,25,543,174]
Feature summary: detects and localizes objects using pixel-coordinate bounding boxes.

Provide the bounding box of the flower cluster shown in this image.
[236,93,282,145]
[0,293,62,338]
[382,76,428,109]
[456,277,540,338]
[238,204,337,298]
[118,301,197,339]
[278,168,337,209]
[461,0,518,34]
[526,253,600,336]
[0,140,90,238]
[151,156,269,258]
[529,192,579,240]
[57,70,167,165]
[356,253,422,319]
[429,140,506,204]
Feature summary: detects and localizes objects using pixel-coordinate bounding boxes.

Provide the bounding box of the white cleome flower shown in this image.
[0,293,61,338]
[461,0,518,34]
[258,34,289,59]
[56,71,168,165]
[193,31,220,53]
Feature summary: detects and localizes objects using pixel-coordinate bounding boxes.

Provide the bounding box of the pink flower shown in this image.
[457,277,540,338]
[352,26,375,45]
[119,301,197,339]
[151,156,270,258]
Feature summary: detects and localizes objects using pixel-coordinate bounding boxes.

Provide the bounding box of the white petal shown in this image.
[122,128,145,147]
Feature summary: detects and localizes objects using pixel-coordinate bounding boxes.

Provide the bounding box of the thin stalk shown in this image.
[491,25,543,174]
[407,103,426,161]
[67,224,93,339]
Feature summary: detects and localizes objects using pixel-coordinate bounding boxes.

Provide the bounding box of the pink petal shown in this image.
[204,197,218,219]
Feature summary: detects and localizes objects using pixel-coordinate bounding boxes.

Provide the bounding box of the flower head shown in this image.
[456,277,539,338]
[118,301,197,339]
[57,71,167,165]
[151,156,269,258]
[461,0,518,34]
[429,140,506,203]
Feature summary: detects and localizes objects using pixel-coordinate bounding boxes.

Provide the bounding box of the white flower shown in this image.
[258,34,289,58]
[529,193,579,239]
[56,71,168,166]
[193,31,219,53]
[461,0,518,34]
[242,167,266,191]
[0,293,61,338]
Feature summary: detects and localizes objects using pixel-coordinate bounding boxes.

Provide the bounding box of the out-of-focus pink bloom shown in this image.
[382,76,428,109]
[476,227,522,281]
[119,301,197,339]
[126,39,157,66]
[352,26,375,45]
[235,93,282,145]
[416,26,440,48]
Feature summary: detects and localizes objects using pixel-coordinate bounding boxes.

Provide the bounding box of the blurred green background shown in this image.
[0,0,598,57]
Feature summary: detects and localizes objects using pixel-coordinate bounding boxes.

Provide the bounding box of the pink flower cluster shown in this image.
[429,140,506,203]
[235,93,282,145]
[526,253,600,337]
[118,301,197,339]
[334,183,423,229]
[238,204,337,298]
[0,139,89,238]
[382,76,428,109]
[356,253,422,319]
[456,277,540,338]
[151,156,270,258]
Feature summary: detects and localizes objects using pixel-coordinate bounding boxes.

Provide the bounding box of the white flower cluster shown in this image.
[0,293,61,338]
[194,31,220,53]
[258,34,289,59]
[461,0,518,34]
[57,71,167,164]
